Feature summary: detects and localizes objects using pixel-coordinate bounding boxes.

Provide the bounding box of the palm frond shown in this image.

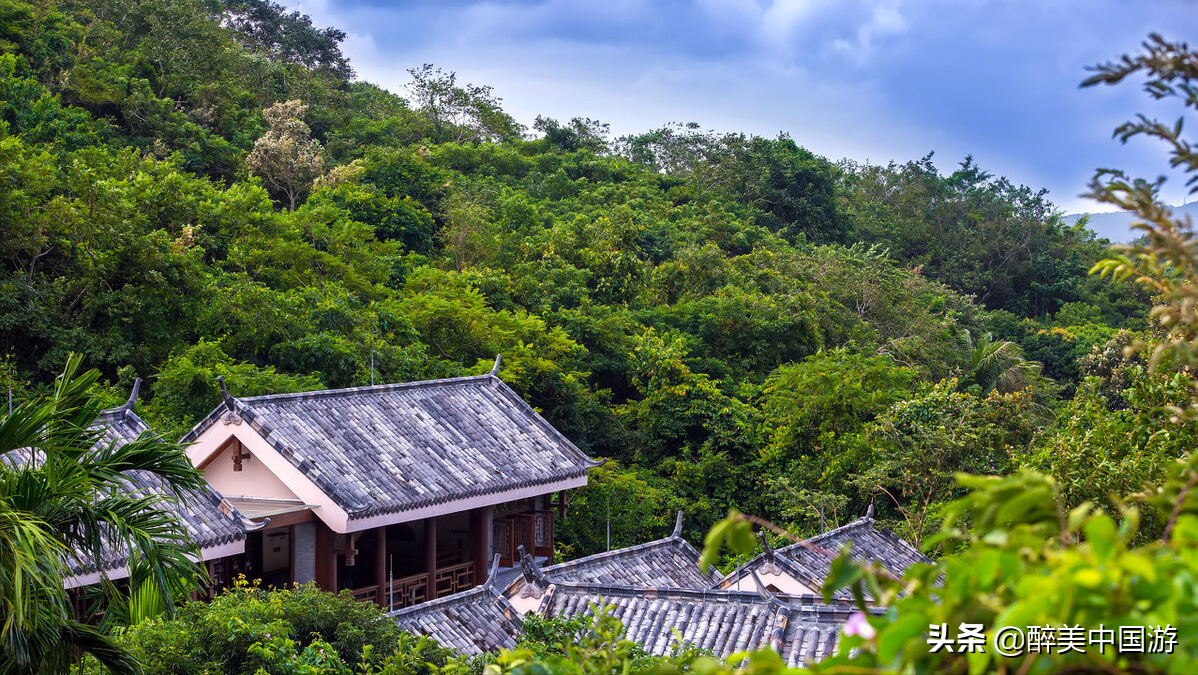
[963,332,1042,394]
[0,353,207,671]
[59,620,139,675]
[84,433,206,496]
[0,505,70,673]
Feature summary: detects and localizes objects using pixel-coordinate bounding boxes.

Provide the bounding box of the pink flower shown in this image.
[844,611,877,641]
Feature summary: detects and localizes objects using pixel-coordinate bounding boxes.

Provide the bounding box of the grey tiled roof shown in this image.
[65,403,249,577]
[390,557,522,655]
[541,582,862,668]
[717,514,931,600]
[2,382,250,581]
[504,512,722,598]
[395,560,861,667]
[392,515,920,666]
[183,368,601,520]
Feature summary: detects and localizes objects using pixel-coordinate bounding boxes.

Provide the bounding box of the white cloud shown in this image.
[829,0,909,64]
[760,0,829,44]
[289,0,1195,213]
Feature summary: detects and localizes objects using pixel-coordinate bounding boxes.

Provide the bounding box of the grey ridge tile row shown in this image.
[540,582,861,668]
[503,511,722,598]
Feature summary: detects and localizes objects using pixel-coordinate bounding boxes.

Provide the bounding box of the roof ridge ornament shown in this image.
[121,377,142,413]
[243,516,270,531]
[481,553,502,595]
[216,375,236,412]
[865,502,875,520]
[758,530,775,561]
[518,545,551,590]
[489,353,502,377]
[671,510,684,538]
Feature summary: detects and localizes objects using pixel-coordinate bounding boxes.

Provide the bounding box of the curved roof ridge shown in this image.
[98,386,148,428]
[93,398,257,534]
[179,374,493,445]
[66,396,253,583]
[778,516,931,567]
[777,516,874,554]
[507,512,720,589]
[504,523,719,598]
[542,535,684,573]
[179,400,236,444]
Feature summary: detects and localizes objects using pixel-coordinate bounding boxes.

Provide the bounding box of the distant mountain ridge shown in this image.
[1064,202,1198,243]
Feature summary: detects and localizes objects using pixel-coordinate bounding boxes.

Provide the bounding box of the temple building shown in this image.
[55,362,931,666]
[715,506,931,600]
[179,357,600,608]
[392,510,928,668]
[501,510,721,610]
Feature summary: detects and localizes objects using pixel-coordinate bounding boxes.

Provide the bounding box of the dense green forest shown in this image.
[0,0,1180,560]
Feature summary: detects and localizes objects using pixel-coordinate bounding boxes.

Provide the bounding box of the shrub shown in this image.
[84,581,458,675]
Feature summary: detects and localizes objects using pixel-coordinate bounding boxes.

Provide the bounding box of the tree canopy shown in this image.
[0,0,1160,553]
[2,3,1194,671]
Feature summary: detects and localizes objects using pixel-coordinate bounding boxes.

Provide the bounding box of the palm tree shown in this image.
[0,355,206,675]
[961,330,1043,394]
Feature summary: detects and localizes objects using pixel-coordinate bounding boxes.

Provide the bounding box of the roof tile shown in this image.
[186,374,599,519]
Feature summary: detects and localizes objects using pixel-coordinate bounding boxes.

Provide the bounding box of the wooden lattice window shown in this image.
[493,518,514,567]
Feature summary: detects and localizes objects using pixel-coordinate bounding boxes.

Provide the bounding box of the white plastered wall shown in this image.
[724,568,817,595]
[201,436,299,500]
[506,588,547,615]
[186,415,353,532]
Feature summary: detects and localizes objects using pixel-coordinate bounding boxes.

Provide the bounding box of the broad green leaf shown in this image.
[1084,514,1118,562]
[877,612,928,663]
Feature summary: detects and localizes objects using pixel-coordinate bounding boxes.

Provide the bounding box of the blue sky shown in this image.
[298,0,1195,214]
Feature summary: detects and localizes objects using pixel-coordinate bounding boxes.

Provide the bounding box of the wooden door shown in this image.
[492,518,514,567]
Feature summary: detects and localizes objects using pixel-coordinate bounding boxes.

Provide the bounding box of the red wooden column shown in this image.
[469,506,494,583]
[374,525,388,608]
[314,522,337,592]
[424,516,438,597]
